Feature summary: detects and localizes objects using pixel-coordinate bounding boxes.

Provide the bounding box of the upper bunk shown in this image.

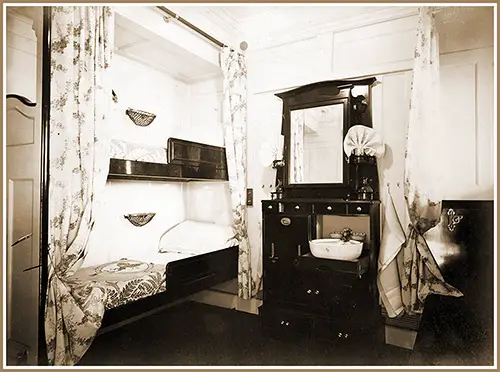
[110,7,228,183]
[108,137,228,182]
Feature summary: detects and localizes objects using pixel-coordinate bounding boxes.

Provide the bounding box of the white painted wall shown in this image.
[6,9,38,102]
[178,77,225,146]
[84,54,191,267]
[181,77,233,226]
[84,55,232,267]
[245,6,495,277]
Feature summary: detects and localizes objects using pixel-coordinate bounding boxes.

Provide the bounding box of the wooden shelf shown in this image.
[296,250,370,277]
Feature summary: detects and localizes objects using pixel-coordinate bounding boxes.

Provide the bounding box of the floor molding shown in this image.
[189,282,262,315]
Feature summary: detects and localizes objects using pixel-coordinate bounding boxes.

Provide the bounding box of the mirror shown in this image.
[289,103,344,184]
[276,78,377,199]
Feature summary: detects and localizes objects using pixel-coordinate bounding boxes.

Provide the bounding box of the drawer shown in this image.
[262,201,278,214]
[312,316,383,344]
[347,203,371,215]
[260,306,312,339]
[292,283,333,315]
[291,270,369,312]
[314,202,346,215]
[312,318,352,342]
[312,318,367,343]
[282,202,312,214]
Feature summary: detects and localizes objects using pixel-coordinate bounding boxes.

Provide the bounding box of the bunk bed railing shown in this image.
[108,138,228,182]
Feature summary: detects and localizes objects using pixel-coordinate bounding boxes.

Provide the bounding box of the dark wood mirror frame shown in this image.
[276,77,377,199]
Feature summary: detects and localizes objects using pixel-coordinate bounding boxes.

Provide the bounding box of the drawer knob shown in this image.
[306,289,312,294]
[281,320,285,325]
[326,206,332,211]
[356,206,362,212]
[338,333,343,338]
[294,205,300,210]
[285,322,290,326]
[314,290,320,295]
[268,205,273,209]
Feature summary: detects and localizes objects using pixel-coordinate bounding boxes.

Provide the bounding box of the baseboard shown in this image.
[189,287,262,315]
[189,289,238,310]
[235,297,262,315]
[385,325,418,350]
[7,339,30,366]
[209,278,238,294]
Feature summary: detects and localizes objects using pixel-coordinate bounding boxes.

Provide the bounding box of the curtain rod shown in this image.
[156,6,228,49]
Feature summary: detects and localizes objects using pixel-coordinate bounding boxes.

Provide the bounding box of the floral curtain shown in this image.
[290,110,305,183]
[396,6,463,315]
[221,48,259,299]
[44,6,114,365]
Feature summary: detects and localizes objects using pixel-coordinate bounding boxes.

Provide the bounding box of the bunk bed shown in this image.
[108,137,228,182]
[70,137,238,328]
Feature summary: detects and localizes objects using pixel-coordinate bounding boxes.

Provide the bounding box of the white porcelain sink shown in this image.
[309,239,363,261]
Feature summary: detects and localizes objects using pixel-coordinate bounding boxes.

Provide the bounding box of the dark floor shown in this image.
[78,301,493,367]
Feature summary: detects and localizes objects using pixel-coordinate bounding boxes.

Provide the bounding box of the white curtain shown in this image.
[221,47,260,299]
[378,6,462,317]
[44,6,113,365]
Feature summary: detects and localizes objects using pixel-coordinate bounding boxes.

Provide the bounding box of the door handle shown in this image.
[23,264,41,272]
[270,242,275,259]
[11,233,32,248]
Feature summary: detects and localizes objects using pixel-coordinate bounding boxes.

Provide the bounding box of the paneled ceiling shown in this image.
[166,4,397,48]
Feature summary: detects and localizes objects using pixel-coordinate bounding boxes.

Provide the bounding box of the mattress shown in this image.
[73,220,238,310]
[110,139,168,164]
[71,244,238,310]
[141,245,235,266]
[157,220,237,255]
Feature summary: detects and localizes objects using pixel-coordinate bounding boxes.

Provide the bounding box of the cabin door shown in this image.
[6,96,41,365]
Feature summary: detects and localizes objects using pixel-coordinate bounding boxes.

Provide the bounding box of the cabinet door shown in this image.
[263,259,297,302]
[263,214,310,259]
[293,268,376,323]
[260,305,312,340]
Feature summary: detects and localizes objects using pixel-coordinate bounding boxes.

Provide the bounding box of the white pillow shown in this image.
[158,220,235,254]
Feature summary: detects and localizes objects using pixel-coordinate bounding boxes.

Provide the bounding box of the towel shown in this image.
[377,185,406,318]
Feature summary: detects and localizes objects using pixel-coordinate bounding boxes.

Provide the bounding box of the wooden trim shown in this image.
[108,158,228,182]
[6,94,36,107]
[276,78,377,99]
[108,139,229,182]
[38,6,51,366]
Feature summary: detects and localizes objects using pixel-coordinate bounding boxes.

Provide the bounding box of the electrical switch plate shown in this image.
[246,188,253,206]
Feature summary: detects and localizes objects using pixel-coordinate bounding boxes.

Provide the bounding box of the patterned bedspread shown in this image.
[69,259,167,310]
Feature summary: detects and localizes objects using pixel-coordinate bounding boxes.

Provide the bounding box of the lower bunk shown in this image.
[69,246,238,330]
